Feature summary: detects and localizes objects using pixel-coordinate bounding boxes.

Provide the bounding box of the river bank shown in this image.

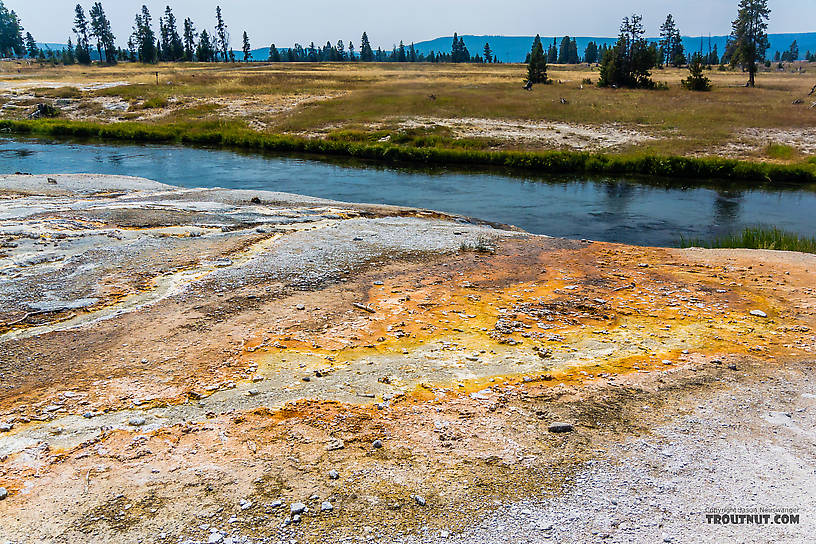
[4,119,816,186]
[0,175,814,543]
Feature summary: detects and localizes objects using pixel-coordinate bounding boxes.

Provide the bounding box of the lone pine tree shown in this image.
[731,0,771,87]
[527,34,548,84]
[682,52,712,91]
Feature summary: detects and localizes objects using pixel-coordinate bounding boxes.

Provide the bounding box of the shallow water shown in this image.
[1,137,814,246]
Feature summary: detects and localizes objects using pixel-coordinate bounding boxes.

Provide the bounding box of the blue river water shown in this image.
[1,137,814,246]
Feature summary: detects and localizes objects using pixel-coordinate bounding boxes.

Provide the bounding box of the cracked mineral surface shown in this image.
[0,174,814,543]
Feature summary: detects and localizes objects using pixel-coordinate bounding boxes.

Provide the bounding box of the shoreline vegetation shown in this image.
[680,226,816,253]
[3,119,816,186]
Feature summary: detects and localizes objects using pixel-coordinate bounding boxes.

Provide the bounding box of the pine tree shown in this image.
[460,36,470,62]
[731,0,771,87]
[660,14,684,67]
[132,5,157,63]
[585,41,599,64]
[569,37,579,63]
[483,42,492,63]
[527,34,548,84]
[182,18,196,61]
[708,44,720,65]
[196,29,214,62]
[65,37,76,64]
[268,44,280,62]
[242,31,251,61]
[682,52,712,90]
[159,7,183,61]
[0,2,23,58]
[214,6,229,62]
[90,3,116,64]
[360,32,373,62]
[781,40,799,62]
[73,4,92,64]
[547,38,557,64]
[599,14,656,88]
[451,33,461,62]
[24,32,37,58]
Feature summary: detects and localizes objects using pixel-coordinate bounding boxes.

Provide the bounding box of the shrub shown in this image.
[681,53,712,91]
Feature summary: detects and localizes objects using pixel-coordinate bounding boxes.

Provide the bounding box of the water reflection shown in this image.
[713,190,743,230]
[0,137,813,247]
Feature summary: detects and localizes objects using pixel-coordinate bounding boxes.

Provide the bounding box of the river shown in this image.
[1,137,814,246]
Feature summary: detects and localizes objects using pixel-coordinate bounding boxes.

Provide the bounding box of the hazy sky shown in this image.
[10,0,816,47]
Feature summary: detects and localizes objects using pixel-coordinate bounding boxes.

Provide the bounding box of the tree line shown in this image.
[12,3,498,66]
[527,0,774,89]
[2,0,800,78]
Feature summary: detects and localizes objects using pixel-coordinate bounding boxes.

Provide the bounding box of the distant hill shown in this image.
[412,33,816,63]
[36,43,70,52]
[36,33,816,64]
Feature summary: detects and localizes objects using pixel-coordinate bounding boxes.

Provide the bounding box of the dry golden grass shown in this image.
[2,60,816,160]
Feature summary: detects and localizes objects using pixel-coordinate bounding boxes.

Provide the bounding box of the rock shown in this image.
[0,487,7,500]
[321,501,333,512]
[326,439,345,451]
[270,499,283,508]
[414,495,426,506]
[548,422,574,433]
[290,502,307,515]
[83,412,95,419]
[328,469,339,480]
[728,364,738,371]
[247,389,259,396]
[0,423,12,432]
[208,532,224,543]
[750,310,768,318]
[372,439,383,449]
[296,304,306,311]
[662,533,674,543]
[292,514,301,523]
[128,417,146,427]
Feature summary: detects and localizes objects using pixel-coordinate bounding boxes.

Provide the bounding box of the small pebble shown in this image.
[372,439,383,449]
[328,469,339,480]
[548,422,574,433]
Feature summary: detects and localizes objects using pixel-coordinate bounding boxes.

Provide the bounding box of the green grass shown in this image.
[31,86,83,99]
[680,226,816,253]
[139,97,169,109]
[2,119,816,186]
[766,143,796,160]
